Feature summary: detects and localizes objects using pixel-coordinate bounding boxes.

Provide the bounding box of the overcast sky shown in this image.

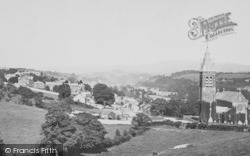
[0,0,249,73]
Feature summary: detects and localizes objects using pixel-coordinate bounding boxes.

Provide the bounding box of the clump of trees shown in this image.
[33,74,58,83]
[41,102,108,155]
[0,83,17,101]
[58,83,71,99]
[8,76,18,84]
[53,83,71,99]
[131,113,152,127]
[93,83,114,106]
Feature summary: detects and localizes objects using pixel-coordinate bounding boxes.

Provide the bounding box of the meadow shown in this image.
[108,125,250,156]
[0,102,130,144]
[0,101,46,144]
[1,101,250,156]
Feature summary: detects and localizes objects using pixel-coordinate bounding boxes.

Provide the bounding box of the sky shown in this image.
[0,0,250,73]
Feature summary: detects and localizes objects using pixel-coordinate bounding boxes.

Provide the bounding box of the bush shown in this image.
[17,86,36,99]
[186,123,197,129]
[43,96,55,100]
[21,97,33,106]
[197,123,207,130]
[132,113,152,127]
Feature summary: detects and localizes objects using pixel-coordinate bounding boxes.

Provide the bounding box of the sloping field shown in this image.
[108,125,250,156]
[0,102,46,144]
[217,73,250,79]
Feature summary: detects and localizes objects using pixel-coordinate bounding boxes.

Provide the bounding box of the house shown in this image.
[5,74,17,80]
[139,103,151,115]
[243,86,250,92]
[33,81,45,89]
[17,75,33,87]
[73,92,91,103]
[70,83,85,95]
[215,91,248,124]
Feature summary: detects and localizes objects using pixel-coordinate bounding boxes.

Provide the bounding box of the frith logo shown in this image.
[188,13,237,41]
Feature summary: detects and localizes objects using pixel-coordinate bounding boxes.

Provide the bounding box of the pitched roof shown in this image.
[200,50,214,72]
[216,91,247,103]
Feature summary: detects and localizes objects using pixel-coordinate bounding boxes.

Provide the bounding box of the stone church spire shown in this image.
[200,46,214,72]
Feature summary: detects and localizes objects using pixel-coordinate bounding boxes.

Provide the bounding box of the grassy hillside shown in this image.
[174,72,250,82]
[108,125,250,156]
[0,102,46,144]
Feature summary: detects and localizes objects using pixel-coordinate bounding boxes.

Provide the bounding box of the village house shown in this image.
[16,75,33,87]
[32,81,45,89]
[5,74,17,80]
[70,83,85,95]
[216,90,248,124]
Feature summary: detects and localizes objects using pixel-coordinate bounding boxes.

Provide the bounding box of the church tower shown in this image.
[199,47,216,122]
[199,49,216,103]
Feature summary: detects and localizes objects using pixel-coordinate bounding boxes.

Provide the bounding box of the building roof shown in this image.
[200,50,214,72]
[216,91,247,103]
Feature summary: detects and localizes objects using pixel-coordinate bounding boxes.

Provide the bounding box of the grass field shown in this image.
[0,101,46,144]
[0,101,130,144]
[108,125,250,156]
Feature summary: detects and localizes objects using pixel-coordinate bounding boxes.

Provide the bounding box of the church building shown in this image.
[199,49,249,125]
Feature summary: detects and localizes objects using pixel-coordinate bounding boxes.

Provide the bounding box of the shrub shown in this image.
[174,121,182,128]
[186,123,197,129]
[132,113,152,127]
[17,86,36,99]
[197,123,207,130]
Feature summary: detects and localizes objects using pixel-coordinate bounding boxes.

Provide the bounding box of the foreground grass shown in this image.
[108,125,250,156]
[0,101,46,144]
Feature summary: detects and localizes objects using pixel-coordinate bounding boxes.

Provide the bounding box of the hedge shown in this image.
[150,119,250,133]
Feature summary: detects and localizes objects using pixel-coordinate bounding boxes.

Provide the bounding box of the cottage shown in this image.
[216,91,248,124]
[17,75,33,87]
[33,81,45,89]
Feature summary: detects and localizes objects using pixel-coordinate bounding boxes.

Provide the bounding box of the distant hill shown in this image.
[172,71,250,82]
[80,70,152,86]
[116,61,250,75]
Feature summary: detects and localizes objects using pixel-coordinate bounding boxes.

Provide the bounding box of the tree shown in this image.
[1,83,17,100]
[35,93,45,109]
[0,71,7,82]
[41,102,108,154]
[8,76,18,84]
[93,83,114,106]
[53,85,60,93]
[131,113,152,127]
[44,85,50,91]
[84,84,92,92]
[17,86,36,99]
[58,83,71,99]
[150,99,181,117]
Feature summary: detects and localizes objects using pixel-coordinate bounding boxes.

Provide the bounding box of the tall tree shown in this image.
[84,83,92,92]
[93,83,114,106]
[41,102,107,154]
[58,83,71,99]
[8,76,18,84]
